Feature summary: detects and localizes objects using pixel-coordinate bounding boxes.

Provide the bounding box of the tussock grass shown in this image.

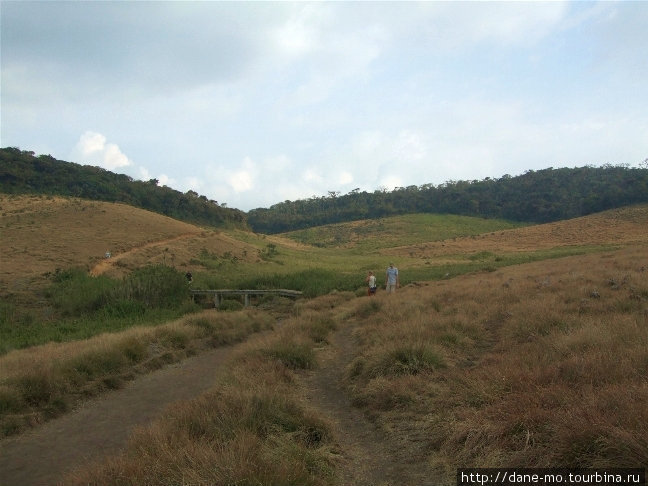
[0,310,273,437]
[1,264,197,354]
[64,298,340,486]
[342,246,648,482]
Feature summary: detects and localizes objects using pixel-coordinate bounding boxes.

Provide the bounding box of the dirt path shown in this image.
[302,322,436,486]
[0,344,236,486]
[0,318,436,486]
[89,232,199,276]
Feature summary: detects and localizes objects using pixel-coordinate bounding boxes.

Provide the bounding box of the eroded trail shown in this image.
[1,317,436,486]
[302,322,435,486]
[0,344,235,486]
[89,232,200,276]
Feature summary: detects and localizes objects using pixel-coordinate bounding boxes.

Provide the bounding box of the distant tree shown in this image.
[0,148,247,230]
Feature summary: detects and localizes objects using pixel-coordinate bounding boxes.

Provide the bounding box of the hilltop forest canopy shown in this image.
[2,147,647,235]
[247,164,648,234]
[0,147,246,229]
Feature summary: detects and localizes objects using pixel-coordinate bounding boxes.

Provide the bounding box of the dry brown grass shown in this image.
[0,194,259,308]
[64,308,339,486]
[342,244,648,481]
[4,195,648,482]
[383,205,648,259]
[0,309,274,436]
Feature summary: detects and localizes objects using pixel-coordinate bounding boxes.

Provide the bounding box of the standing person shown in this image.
[385,263,399,293]
[366,271,377,296]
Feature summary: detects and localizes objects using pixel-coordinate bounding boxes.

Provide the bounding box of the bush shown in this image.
[219,299,244,311]
[48,265,189,317]
[48,268,116,316]
[116,265,189,309]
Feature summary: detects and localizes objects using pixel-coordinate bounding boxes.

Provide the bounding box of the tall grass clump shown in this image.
[1,265,198,354]
[115,264,189,309]
[342,247,648,483]
[0,309,272,437]
[47,268,116,316]
[64,302,339,486]
[48,264,189,317]
[237,268,360,298]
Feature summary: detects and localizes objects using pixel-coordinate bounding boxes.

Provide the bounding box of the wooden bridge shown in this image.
[190,289,303,308]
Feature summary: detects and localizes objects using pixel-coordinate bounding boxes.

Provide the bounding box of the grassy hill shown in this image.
[0,147,247,229]
[3,194,647,321]
[1,196,647,481]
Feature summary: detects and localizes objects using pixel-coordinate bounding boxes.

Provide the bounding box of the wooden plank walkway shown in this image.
[190,289,303,308]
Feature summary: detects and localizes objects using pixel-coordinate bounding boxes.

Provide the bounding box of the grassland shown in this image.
[340,245,648,480]
[1,194,647,484]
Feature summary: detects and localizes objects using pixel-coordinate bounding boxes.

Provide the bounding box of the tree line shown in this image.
[3,147,647,234]
[0,147,246,229]
[247,164,648,233]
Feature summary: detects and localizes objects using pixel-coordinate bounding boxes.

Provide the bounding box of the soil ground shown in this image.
[0,344,235,486]
[0,322,420,486]
[301,323,436,486]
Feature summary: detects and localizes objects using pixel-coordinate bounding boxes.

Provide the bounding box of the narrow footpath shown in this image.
[0,344,234,486]
[1,319,437,486]
[301,322,436,486]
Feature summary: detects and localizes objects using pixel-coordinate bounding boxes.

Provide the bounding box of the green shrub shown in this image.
[219,299,244,311]
[101,299,146,318]
[116,265,189,309]
[48,268,116,316]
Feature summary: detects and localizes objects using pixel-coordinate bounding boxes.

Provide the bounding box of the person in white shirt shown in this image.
[385,263,399,293]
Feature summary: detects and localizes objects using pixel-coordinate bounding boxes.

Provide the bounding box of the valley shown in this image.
[1,194,647,485]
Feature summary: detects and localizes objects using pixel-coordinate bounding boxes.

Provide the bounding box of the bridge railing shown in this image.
[190,289,303,308]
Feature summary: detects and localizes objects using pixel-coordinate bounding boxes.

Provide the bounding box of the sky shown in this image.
[1,1,647,212]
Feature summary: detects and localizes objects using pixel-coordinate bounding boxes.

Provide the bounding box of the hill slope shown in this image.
[0,147,247,229]
[0,195,258,307]
[1,200,647,483]
[248,165,648,233]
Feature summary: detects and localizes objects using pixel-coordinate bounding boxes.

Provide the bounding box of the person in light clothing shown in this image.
[366,271,377,296]
[385,263,399,293]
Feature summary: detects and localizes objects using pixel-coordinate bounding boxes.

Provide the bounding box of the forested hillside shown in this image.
[0,148,247,229]
[3,147,647,235]
[248,164,648,233]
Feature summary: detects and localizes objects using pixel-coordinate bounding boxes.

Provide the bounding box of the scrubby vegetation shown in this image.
[0,147,246,228]
[339,246,648,481]
[2,191,647,484]
[64,307,338,486]
[0,310,274,437]
[0,265,196,354]
[248,165,648,233]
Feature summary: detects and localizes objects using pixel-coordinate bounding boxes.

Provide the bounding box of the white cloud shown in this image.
[393,130,427,162]
[72,131,132,170]
[139,166,151,180]
[302,168,323,184]
[158,174,172,187]
[380,175,403,191]
[227,157,256,193]
[184,176,202,192]
[229,170,254,193]
[338,171,354,185]
[263,154,292,172]
[273,4,324,58]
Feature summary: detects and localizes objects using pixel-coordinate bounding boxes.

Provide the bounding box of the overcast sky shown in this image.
[2,1,647,211]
